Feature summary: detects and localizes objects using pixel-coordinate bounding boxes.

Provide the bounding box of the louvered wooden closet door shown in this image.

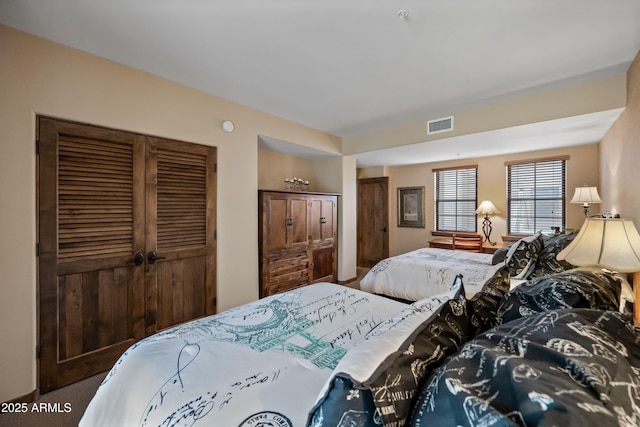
[38,118,217,392]
[38,117,146,393]
[144,137,216,334]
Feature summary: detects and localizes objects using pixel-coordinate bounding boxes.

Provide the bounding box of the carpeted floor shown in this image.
[0,270,369,426]
[0,372,106,426]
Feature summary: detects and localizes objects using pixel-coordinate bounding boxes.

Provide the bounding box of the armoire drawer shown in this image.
[266,253,308,274]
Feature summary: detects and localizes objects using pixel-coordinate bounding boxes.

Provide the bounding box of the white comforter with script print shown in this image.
[360,247,501,301]
[80,283,407,427]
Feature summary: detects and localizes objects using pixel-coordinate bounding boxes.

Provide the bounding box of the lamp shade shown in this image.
[475,200,500,216]
[569,186,602,204]
[557,218,640,272]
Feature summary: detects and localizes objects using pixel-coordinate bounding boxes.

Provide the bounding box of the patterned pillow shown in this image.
[308,279,468,427]
[490,245,510,265]
[529,230,577,278]
[467,264,510,337]
[495,268,621,325]
[503,233,543,279]
[408,309,640,427]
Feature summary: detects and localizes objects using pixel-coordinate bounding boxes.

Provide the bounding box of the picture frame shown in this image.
[397,186,425,228]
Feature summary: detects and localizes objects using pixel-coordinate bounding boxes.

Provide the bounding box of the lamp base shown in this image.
[482,216,495,245]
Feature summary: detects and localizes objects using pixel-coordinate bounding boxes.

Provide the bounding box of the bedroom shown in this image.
[1,0,640,420]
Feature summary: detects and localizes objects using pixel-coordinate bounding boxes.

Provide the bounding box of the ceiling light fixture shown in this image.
[397,9,409,21]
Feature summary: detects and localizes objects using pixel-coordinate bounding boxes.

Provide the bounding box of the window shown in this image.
[507,157,567,234]
[434,166,477,232]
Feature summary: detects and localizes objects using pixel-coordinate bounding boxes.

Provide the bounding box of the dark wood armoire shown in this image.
[258,190,338,297]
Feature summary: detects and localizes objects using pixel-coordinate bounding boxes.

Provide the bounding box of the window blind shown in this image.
[435,166,477,232]
[507,159,566,234]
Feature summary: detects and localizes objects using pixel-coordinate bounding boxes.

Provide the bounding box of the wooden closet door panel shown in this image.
[38,117,146,393]
[145,137,216,333]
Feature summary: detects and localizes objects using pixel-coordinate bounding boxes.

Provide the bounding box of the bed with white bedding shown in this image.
[79,283,409,427]
[359,247,503,301]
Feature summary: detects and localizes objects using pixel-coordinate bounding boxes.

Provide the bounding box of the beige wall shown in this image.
[384,144,600,256]
[258,150,315,191]
[0,25,343,402]
[600,51,640,226]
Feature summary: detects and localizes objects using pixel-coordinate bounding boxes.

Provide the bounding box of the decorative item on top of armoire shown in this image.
[258,190,338,297]
[284,177,310,191]
[475,200,501,245]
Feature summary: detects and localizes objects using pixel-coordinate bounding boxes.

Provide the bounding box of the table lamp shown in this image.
[557,217,640,324]
[570,186,602,217]
[475,200,500,245]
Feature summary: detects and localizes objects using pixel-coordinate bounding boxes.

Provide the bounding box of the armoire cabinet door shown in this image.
[262,192,309,251]
[309,196,336,244]
[308,195,337,283]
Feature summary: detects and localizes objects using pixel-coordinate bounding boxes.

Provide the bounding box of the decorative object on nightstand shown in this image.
[475,200,501,245]
[284,177,309,191]
[570,185,601,217]
[557,217,640,324]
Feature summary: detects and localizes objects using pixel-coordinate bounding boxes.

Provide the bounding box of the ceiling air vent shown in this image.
[427,116,454,135]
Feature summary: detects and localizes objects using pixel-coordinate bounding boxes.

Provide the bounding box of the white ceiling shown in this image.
[1,0,639,166]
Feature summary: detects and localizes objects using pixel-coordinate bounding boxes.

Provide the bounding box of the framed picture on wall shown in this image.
[398,186,425,228]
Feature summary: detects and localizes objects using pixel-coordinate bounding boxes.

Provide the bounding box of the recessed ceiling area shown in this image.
[348,108,624,168]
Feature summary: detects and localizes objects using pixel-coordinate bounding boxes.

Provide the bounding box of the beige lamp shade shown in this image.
[475,200,501,216]
[570,186,602,204]
[557,217,640,272]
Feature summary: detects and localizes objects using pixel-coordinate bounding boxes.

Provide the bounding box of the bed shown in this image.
[359,231,585,302]
[81,231,639,427]
[359,246,504,301]
[79,282,413,426]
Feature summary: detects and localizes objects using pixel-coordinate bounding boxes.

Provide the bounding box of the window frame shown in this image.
[434,165,478,233]
[506,156,568,235]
